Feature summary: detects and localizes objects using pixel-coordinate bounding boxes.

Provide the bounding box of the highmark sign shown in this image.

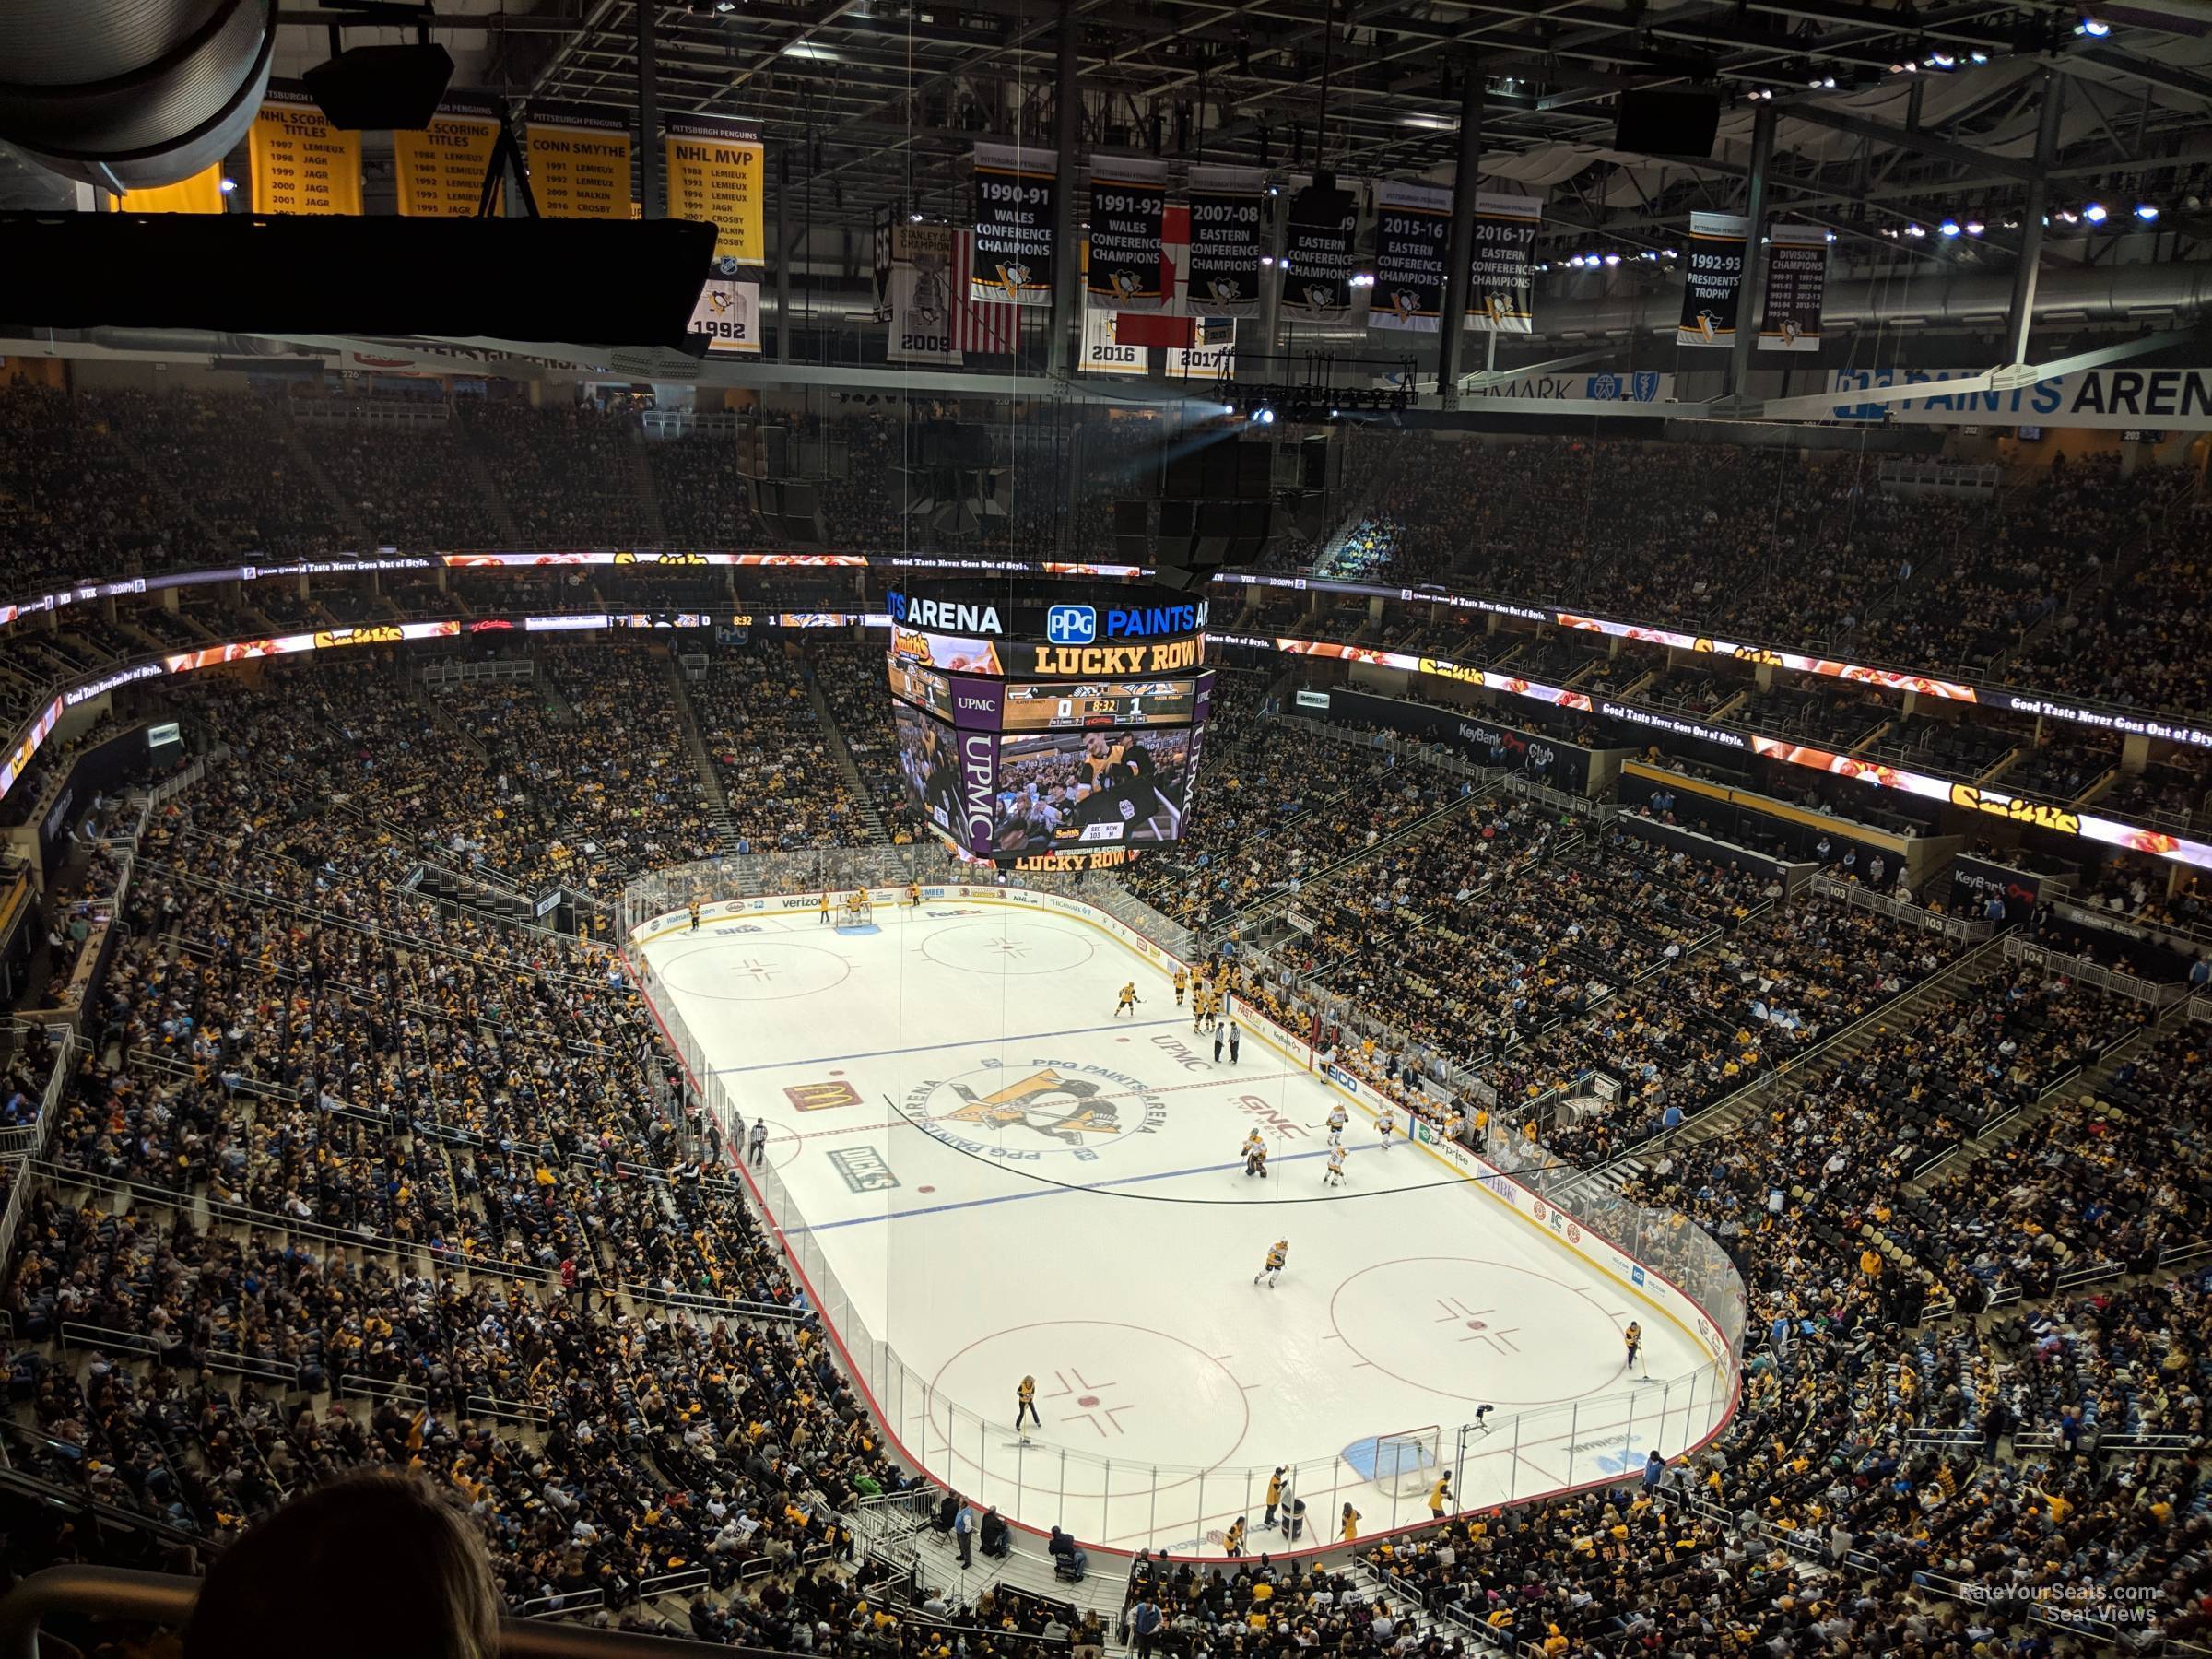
[1827,366,2212,429]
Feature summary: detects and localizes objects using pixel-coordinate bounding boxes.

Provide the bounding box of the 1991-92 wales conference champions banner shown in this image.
[1088,156,1167,310]
[971,143,1056,305]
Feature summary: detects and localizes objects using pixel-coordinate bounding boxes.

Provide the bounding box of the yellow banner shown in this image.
[248,88,362,216]
[664,117,764,263]
[524,106,632,219]
[394,100,503,217]
[114,164,226,214]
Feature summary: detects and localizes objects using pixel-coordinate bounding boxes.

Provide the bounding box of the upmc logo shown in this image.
[1046,605,1097,645]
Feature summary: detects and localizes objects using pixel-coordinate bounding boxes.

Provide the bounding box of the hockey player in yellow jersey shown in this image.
[1114,981,1140,1018]
[1172,967,1188,1006]
[1253,1238,1288,1287]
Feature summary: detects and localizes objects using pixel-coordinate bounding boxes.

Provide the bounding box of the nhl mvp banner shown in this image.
[1467,191,1543,334]
[665,114,766,265]
[971,143,1055,305]
[249,84,362,217]
[1088,157,1167,310]
[524,103,632,218]
[393,93,504,218]
[1281,176,1361,322]
[1185,165,1265,318]
[1757,223,1828,352]
[1677,210,1748,347]
[1370,181,1452,333]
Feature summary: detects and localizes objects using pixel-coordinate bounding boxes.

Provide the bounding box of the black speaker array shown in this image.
[751,480,827,549]
[1613,88,1721,159]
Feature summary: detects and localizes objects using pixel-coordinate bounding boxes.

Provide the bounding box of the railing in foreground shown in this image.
[623,856,1742,1559]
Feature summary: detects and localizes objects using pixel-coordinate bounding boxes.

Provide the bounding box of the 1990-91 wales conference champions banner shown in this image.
[1369,181,1452,333]
[1087,156,1167,310]
[1757,222,1828,352]
[1467,191,1543,334]
[1677,209,1748,347]
[971,143,1056,305]
[1184,165,1265,319]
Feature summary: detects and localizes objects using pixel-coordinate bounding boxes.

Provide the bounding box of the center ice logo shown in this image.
[906,1058,1169,1162]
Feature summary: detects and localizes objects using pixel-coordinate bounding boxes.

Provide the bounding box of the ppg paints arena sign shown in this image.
[1828,365,2212,429]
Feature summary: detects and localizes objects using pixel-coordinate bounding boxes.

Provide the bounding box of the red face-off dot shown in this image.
[918,1186,936,1194]
[1077,1395,1100,1407]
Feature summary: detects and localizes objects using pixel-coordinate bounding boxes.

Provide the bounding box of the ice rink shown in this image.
[637,894,1731,1551]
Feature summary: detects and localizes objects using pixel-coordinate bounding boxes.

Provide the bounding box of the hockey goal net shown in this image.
[836,891,875,929]
[1363,1426,1441,1498]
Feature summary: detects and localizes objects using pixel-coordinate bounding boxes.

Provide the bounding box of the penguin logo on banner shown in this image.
[1485,294,1514,325]
[1689,309,1722,344]
[1206,276,1248,307]
[1112,269,1145,301]
[1299,280,1338,312]
[1387,289,1421,324]
[993,263,1031,301]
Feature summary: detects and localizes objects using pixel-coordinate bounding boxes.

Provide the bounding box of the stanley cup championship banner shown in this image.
[971,143,1056,305]
[1758,223,1829,352]
[1467,190,1543,334]
[1185,165,1265,319]
[1677,210,1749,347]
[688,277,761,355]
[664,114,766,265]
[393,93,504,218]
[888,225,1017,364]
[249,84,363,216]
[1281,176,1361,322]
[1370,181,1452,333]
[524,103,632,219]
[1088,157,1167,310]
[1080,309,1149,374]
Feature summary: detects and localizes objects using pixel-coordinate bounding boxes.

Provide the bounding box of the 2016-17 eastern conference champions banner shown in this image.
[1677,209,1748,347]
[1467,191,1543,334]
[971,143,1056,306]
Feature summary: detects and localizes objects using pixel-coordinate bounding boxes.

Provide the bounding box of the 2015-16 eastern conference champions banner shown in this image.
[971,143,1056,306]
[1369,181,1452,333]
[1677,210,1748,347]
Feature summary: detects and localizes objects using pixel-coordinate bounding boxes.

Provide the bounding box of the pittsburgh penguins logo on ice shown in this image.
[907,1058,1169,1163]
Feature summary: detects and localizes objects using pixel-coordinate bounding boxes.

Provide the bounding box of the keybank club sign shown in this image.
[888,591,1206,641]
[1829,366,2212,429]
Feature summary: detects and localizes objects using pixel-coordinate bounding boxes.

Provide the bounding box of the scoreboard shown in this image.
[999,678,1198,731]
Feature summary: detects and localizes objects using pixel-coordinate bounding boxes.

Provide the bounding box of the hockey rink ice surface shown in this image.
[638,899,1728,1551]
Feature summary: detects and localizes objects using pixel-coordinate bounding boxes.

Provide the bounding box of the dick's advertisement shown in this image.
[1088,157,1167,310]
[1326,687,1594,793]
[1280,176,1361,322]
[971,142,1056,306]
[1466,191,1543,335]
[1757,223,1828,352]
[1185,165,1266,318]
[1370,181,1452,334]
[1676,210,1747,347]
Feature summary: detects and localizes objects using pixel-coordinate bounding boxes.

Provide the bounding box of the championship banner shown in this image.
[524,103,632,219]
[1281,175,1360,322]
[248,85,362,217]
[664,114,766,264]
[1166,319,1235,382]
[1757,223,1828,352]
[114,164,225,215]
[888,222,961,365]
[1467,191,1542,334]
[689,276,761,355]
[1677,210,1748,347]
[1079,309,1149,375]
[1088,156,1167,310]
[393,95,504,218]
[1185,165,1265,318]
[971,142,1055,306]
[1370,181,1451,333]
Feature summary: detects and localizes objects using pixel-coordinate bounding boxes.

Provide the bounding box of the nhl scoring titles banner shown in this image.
[393,94,504,218]
[249,83,363,217]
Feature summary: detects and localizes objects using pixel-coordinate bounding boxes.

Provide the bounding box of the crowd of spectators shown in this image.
[691,643,871,850]
[295,417,508,549]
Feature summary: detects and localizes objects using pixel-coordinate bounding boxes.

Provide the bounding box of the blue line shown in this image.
[708,1016,1193,1076]
[791,1146,1340,1231]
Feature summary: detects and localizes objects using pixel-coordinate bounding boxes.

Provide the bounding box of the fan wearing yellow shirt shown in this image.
[1340,1502,1361,1542]
[1015,1373,1041,1436]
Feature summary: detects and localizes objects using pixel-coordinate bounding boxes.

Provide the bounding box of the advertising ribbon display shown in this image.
[1466,191,1543,335]
[1088,156,1167,310]
[664,114,766,265]
[249,84,363,217]
[971,143,1056,306]
[1757,223,1828,352]
[393,94,505,218]
[524,103,633,219]
[1677,210,1748,347]
[1185,165,1266,319]
[1281,176,1361,322]
[1370,181,1452,334]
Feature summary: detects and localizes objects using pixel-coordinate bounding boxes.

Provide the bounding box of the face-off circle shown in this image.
[902,1057,1170,1157]
[1328,1257,1627,1406]
[922,921,1097,977]
[657,940,853,1002]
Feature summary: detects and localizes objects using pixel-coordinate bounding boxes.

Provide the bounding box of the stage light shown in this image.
[2076,15,2111,35]
[1970,50,1989,63]
[1254,406,1276,426]
[1567,254,1585,267]
[1661,248,1677,258]
[2056,206,2080,223]
[1348,272,1375,288]
[1965,218,1984,235]
[1904,222,1926,237]
[218,177,237,194]
[1938,218,1960,236]
[2084,201,2108,223]
[1928,52,1956,69]
[1602,252,1621,265]
[2136,202,2160,222]
[1823,230,1838,242]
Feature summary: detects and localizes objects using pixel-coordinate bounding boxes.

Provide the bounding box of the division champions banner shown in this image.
[524,103,632,219]
[1281,175,1360,322]
[249,84,362,216]
[393,93,505,218]
[1757,223,1828,352]
[971,143,1055,306]
[1088,156,1167,310]
[664,114,766,265]
[1467,191,1542,334]
[1677,210,1748,347]
[1370,181,1451,333]
[1184,165,1265,319]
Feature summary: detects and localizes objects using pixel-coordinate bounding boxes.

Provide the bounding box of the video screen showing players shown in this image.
[894,700,968,841]
[991,728,1194,854]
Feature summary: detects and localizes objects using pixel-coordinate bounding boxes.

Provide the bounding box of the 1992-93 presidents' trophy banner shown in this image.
[1281,176,1362,322]
[1369,182,1451,333]
[1184,165,1265,319]
[971,142,1056,305]
[1757,222,1829,352]
[1467,191,1543,334]
[1088,156,1167,310]
[1677,210,1748,347]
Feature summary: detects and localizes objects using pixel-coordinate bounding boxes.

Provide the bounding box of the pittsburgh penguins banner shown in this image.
[1167,319,1236,382]
[664,114,766,265]
[1370,181,1452,333]
[888,222,961,366]
[524,103,632,219]
[1280,175,1361,322]
[689,277,761,355]
[1467,190,1543,334]
[1677,210,1748,347]
[249,84,363,216]
[1185,165,1266,319]
[113,163,226,215]
[1088,156,1167,310]
[971,143,1056,306]
[1079,309,1150,374]
[393,94,504,218]
[1757,223,1829,352]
